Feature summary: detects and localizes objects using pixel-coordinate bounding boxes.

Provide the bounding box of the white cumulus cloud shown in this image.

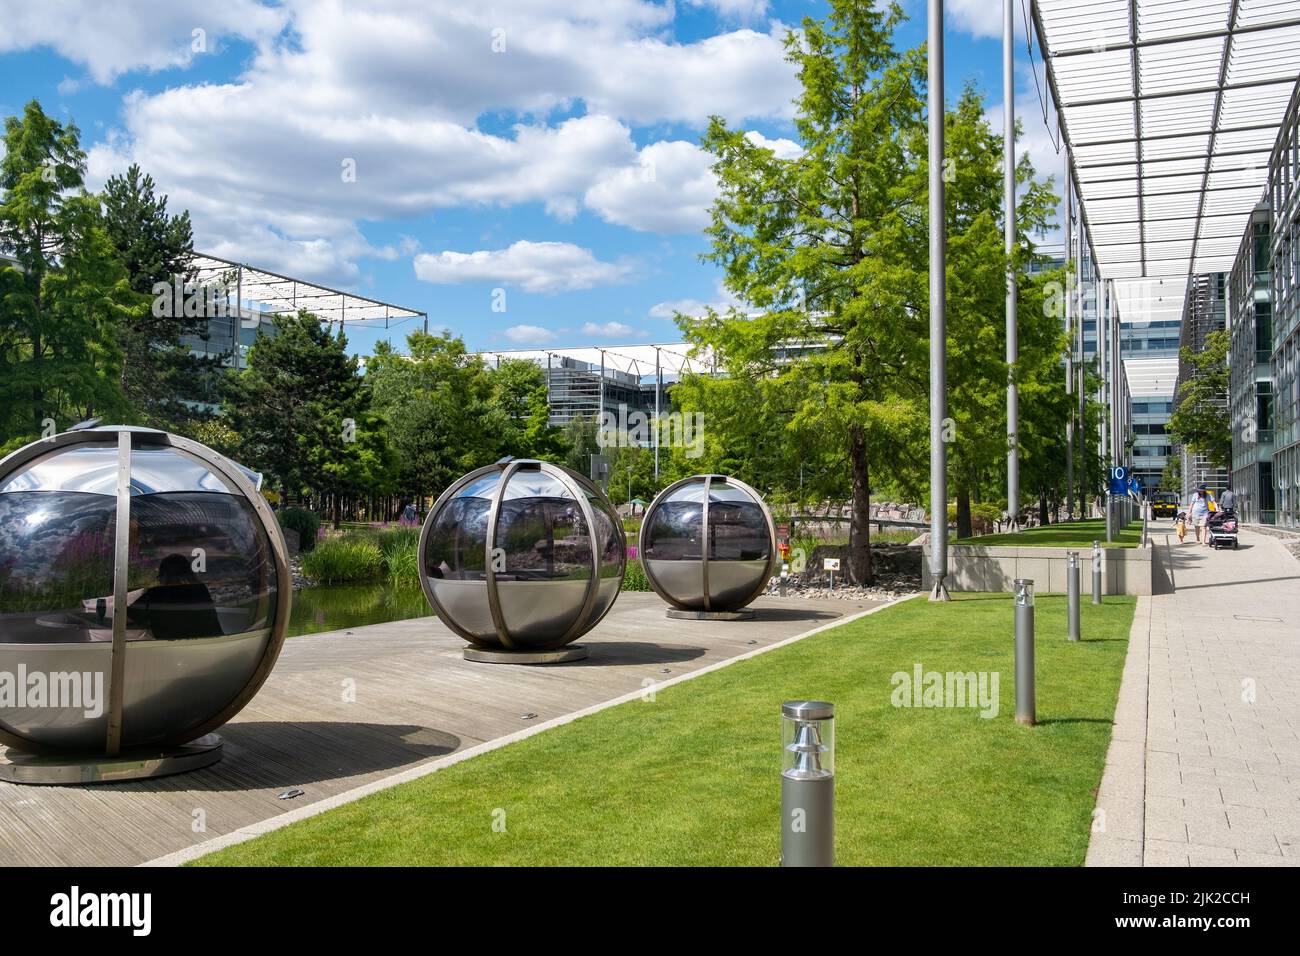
[413,240,636,294]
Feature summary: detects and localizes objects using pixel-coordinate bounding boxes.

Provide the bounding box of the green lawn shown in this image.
[957,517,1142,549]
[196,592,1135,867]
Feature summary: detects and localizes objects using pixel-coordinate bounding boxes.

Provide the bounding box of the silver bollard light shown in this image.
[1091,540,1103,605]
[1014,580,1035,727]
[780,700,834,867]
[1066,550,1081,642]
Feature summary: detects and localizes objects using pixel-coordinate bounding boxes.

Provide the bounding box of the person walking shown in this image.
[1189,485,1211,547]
[1218,487,1237,513]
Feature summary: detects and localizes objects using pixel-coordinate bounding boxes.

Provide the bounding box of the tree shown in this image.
[683,1,1066,578]
[366,331,499,503]
[224,311,387,523]
[1168,329,1231,470]
[101,163,218,428]
[605,444,659,505]
[0,100,135,448]
[490,358,565,460]
[562,414,601,477]
[686,0,929,584]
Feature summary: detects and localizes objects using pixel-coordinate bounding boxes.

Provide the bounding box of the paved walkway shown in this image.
[0,592,880,866]
[1088,526,1300,866]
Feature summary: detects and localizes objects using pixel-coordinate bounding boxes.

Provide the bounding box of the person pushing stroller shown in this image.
[1187,485,1212,547]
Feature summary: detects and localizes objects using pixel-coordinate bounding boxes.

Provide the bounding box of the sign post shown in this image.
[823,557,840,593]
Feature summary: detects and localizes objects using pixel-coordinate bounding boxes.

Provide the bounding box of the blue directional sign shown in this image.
[1108,465,1128,496]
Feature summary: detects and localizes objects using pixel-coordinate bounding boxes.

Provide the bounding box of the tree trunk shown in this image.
[1038,488,1049,526]
[847,424,872,585]
[956,487,973,539]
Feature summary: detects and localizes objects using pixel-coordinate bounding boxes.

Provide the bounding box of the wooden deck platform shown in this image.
[0,592,873,866]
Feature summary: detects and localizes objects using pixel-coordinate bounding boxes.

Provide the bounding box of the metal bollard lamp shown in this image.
[780,700,834,866]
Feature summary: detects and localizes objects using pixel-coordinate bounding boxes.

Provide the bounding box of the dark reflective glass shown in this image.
[127,492,277,640]
[644,500,703,560]
[496,495,591,581]
[424,496,491,581]
[707,483,771,562]
[0,491,116,643]
[587,492,623,578]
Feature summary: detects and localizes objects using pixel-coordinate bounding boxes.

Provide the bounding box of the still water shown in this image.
[287,583,433,637]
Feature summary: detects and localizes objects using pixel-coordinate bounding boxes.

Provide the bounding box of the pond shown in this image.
[287,583,433,638]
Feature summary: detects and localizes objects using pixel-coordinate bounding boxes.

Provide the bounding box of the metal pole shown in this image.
[1004,0,1019,530]
[105,430,132,756]
[1014,579,1035,727]
[928,0,949,602]
[1092,539,1103,604]
[1076,206,1086,517]
[1067,551,1081,642]
[1065,174,1074,521]
[780,700,834,867]
[654,346,661,479]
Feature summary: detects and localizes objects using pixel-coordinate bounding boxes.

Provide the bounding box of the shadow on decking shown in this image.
[579,641,709,666]
[83,722,462,794]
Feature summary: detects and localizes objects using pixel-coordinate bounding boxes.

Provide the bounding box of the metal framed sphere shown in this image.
[418,459,625,652]
[639,475,776,613]
[0,427,291,757]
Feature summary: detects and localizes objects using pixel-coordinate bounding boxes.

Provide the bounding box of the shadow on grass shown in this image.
[1033,717,1115,726]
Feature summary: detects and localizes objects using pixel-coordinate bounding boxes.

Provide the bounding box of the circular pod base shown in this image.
[463,644,589,665]
[665,608,756,621]
[0,733,223,786]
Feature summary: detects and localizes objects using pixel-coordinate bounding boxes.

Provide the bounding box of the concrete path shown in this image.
[0,591,882,866]
[1087,526,1300,866]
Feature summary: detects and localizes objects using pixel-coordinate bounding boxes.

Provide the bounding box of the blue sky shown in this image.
[0,0,1063,358]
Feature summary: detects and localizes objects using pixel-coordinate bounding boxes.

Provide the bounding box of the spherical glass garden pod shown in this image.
[0,426,291,784]
[419,459,625,663]
[639,475,776,619]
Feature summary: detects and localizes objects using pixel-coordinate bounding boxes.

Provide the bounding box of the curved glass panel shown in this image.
[0,443,120,495]
[643,487,704,562]
[0,490,117,644]
[493,471,590,644]
[423,487,495,641]
[706,482,771,562]
[126,491,277,641]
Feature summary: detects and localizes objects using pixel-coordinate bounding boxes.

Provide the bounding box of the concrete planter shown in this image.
[922,542,1156,596]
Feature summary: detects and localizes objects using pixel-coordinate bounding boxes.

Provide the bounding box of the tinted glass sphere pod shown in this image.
[419,459,625,653]
[638,475,777,612]
[0,427,291,760]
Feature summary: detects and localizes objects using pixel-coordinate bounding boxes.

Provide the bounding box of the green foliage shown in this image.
[562,414,600,476]
[223,311,392,519]
[374,526,421,590]
[491,357,565,459]
[101,163,220,429]
[300,535,385,584]
[621,559,651,592]
[0,100,136,446]
[681,0,1072,578]
[1168,329,1230,470]
[366,332,500,501]
[278,506,322,553]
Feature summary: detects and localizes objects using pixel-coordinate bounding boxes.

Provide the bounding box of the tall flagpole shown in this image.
[1004,0,1019,528]
[928,0,949,601]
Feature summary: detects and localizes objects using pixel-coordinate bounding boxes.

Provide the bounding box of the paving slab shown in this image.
[1087,527,1300,867]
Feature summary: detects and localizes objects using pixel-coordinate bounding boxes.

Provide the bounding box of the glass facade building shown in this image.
[1270,80,1300,528]
[1228,205,1276,523]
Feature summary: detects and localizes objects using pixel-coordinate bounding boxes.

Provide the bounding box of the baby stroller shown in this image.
[1208,508,1238,550]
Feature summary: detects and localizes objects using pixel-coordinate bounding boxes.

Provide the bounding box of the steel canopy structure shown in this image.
[189,253,427,329]
[1031,0,1300,324]
[474,343,712,380]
